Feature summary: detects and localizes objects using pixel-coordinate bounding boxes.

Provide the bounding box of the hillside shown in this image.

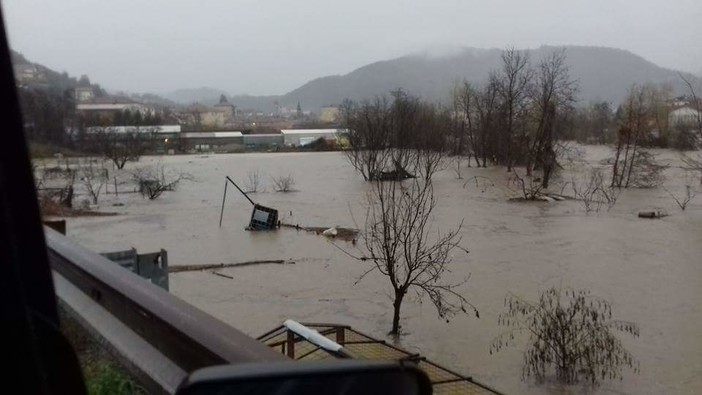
[16,46,695,113]
[278,46,695,110]
[11,49,104,95]
[161,87,229,105]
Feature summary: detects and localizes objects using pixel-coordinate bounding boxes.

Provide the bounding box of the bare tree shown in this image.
[681,154,702,184]
[451,81,478,164]
[678,75,702,178]
[526,49,578,188]
[341,91,452,182]
[272,174,296,192]
[451,156,467,179]
[570,168,619,213]
[85,127,152,169]
[132,163,190,200]
[473,81,500,167]
[508,169,546,200]
[344,156,477,335]
[78,159,108,204]
[490,287,639,385]
[664,172,698,210]
[340,97,393,181]
[665,185,697,211]
[679,74,702,137]
[611,85,666,188]
[244,168,264,193]
[492,47,533,171]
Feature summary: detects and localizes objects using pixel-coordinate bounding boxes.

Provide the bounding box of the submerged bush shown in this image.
[490,287,639,385]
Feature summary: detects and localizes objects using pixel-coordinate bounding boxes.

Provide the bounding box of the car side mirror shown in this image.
[176,360,432,395]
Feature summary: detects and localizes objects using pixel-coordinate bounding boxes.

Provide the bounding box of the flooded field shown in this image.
[65,147,702,394]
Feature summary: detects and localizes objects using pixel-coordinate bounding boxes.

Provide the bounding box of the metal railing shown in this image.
[45,227,285,393]
[259,322,503,395]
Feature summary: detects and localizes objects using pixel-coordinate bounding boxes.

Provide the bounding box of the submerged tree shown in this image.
[272,174,296,192]
[490,287,639,385]
[341,90,451,182]
[132,163,190,200]
[347,153,477,335]
[678,74,702,178]
[340,97,393,181]
[78,159,108,204]
[85,127,152,169]
[491,47,533,172]
[360,177,476,334]
[570,168,619,213]
[526,49,578,188]
[611,85,667,188]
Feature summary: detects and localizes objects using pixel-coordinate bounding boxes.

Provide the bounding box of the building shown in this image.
[13,64,42,84]
[77,97,151,121]
[669,106,701,128]
[178,131,243,152]
[319,106,340,123]
[280,129,346,147]
[214,95,236,123]
[243,133,284,150]
[74,87,95,103]
[184,104,230,128]
[85,125,181,135]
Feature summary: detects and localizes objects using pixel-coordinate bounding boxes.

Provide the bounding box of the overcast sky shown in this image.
[3,0,701,95]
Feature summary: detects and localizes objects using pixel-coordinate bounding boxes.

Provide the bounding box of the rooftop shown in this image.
[258,322,502,395]
[280,129,347,135]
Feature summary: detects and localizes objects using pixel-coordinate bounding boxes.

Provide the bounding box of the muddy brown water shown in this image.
[66,146,702,394]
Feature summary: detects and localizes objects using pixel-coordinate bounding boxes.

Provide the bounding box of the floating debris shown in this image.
[169,259,295,273]
[638,210,668,219]
[322,227,338,237]
[219,176,279,230]
[280,223,359,242]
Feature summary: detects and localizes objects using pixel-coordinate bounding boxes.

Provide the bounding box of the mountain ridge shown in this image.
[13,46,697,112]
[277,45,695,111]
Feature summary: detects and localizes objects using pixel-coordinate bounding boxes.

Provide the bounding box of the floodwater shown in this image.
[66,146,702,394]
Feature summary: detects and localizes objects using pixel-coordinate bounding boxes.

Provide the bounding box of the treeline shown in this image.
[79,109,164,128]
[18,86,76,146]
[343,48,579,188]
[342,47,702,189]
[569,84,698,150]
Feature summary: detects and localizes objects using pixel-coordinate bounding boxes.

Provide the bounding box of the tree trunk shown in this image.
[390,292,404,335]
[624,134,639,188]
[611,133,623,187]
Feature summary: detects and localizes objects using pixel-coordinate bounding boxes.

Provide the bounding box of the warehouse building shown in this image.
[243,133,284,150]
[178,131,243,152]
[280,129,347,147]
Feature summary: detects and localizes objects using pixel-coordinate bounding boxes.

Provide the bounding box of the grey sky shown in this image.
[3,0,701,95]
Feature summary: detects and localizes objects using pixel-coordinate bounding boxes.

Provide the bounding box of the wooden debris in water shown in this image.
[169,259,295,273]
[210,271,233,279]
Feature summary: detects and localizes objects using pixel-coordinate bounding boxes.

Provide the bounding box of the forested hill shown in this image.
[278,46,694,110]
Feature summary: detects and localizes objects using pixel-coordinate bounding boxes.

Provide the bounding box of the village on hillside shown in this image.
[13,57,346,156]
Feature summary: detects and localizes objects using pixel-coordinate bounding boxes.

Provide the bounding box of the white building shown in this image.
[86,125,181,135]
[76,97,152,120]
[669,107,701,128]
[280,129,346,146]
[74,87,95,103]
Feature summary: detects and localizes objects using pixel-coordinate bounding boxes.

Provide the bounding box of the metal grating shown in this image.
[258,323,501,395]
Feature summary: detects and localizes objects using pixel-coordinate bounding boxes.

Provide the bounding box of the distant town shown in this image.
[13,52,347,156]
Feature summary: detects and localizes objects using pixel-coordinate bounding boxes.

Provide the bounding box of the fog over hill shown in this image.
[16,45,697,113]
[162,46,696,112]
[278,46,695,110]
